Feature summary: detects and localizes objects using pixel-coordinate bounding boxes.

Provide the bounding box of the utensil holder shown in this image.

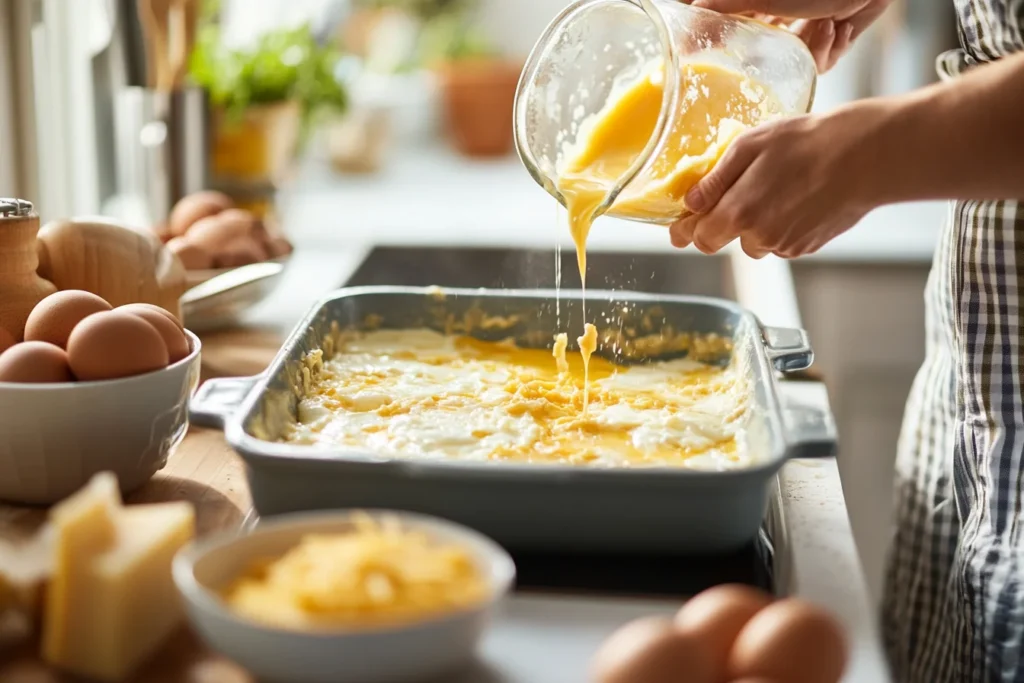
[114,87,210,230]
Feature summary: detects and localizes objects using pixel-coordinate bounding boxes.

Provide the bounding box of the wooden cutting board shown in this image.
[0,326,284,682]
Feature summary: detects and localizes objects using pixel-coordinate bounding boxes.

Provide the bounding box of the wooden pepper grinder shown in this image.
[0,199,57,340]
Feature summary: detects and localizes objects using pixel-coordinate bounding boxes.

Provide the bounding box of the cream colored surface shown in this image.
[283,329,750,470]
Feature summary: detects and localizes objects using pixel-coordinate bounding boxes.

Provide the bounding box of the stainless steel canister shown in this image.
[113,87,210,230]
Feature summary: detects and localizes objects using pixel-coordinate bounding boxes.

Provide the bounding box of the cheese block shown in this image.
[41,472,195,682]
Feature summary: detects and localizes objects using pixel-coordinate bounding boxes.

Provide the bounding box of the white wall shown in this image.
[477,0,568,59]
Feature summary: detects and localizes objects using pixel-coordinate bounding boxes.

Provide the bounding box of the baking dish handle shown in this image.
[778,380,838,459]
[761,325,814,373]
[189,376,261,429]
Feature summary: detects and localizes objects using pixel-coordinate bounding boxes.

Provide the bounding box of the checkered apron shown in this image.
[881,2,1024,681]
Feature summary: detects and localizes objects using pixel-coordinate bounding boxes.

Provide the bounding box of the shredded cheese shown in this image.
[222,514,488,630]
[283,329,751,470]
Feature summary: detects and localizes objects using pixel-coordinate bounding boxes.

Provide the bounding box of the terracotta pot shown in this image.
[437,60,522,158]
[212,101,302,186]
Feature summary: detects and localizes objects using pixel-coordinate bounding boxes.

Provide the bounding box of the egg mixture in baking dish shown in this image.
[282,327,752,471]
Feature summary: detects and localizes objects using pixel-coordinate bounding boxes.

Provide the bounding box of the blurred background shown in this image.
[0,0,957,609]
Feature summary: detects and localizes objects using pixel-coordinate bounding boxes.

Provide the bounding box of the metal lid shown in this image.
[0,198,33,217]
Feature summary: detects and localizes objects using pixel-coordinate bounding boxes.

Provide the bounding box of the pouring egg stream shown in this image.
[552,57,781,408]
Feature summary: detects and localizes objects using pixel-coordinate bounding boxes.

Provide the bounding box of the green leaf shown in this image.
[417,12,496,65]
[188,22,348,134]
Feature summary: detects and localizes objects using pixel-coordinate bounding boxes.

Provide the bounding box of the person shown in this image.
[670,0,1024,680]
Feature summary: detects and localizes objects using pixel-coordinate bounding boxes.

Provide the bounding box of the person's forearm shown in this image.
[851,50,1024,205]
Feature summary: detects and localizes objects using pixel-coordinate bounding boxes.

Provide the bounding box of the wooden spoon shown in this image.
[170,0,198,89]
[138,0,173,90]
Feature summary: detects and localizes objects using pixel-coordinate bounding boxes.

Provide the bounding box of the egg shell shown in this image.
[168,190,234,237]
[117,304,190,363]
[117,302,184,330]
[0,327,14,354]
[185,210,256,253]
[214,235,269,268]
[167,237,214,270]
[0,342,74,383]
[67,311,170,381]
[265,234,293,258]
[674,584,773,677]
[728,599,848,683]
[591,616,714,683]
[24,290,113,349]
[152,221,172,243]
[190,660,255,683]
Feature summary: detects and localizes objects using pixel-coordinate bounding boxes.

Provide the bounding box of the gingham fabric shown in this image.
[881,3,1024,680]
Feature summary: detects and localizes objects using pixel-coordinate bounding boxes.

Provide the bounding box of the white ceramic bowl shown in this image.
[181,259,288,331]
[173,510,516,683]
[0,331,201,504]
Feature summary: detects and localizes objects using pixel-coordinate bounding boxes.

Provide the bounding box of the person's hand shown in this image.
[691,0,893,73]
[669,103,888,259]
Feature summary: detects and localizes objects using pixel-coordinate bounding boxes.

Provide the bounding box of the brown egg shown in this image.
[591,616,714,683]
[728,599,848,683]
[185,209,256,254]
[117,304,190,363]
[151,221,172,243]
[0,342,74,383]
[674,584,773,677]
[214,235,269,268]
[265,234,293,258]
[191,660,256,683]
[168,190,234,237]
[167,236,214,270]
[66,311,169,381]
[117,302,184,330]
[24,290,112,349]
[0,326,14,354]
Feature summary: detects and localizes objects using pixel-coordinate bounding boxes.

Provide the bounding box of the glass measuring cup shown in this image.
[514,0,817,226]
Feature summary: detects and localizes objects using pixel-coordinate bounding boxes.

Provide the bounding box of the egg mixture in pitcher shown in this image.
[554,58,780,406]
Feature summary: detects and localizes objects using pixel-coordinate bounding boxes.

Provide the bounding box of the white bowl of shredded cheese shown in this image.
[173,510,516,683]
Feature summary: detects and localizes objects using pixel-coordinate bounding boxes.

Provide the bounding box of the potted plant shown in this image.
[189,21,348,186]
[419,13,520,158]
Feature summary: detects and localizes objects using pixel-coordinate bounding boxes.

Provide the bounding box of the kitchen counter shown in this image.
[221,129,899,682]
[241,245,888,683]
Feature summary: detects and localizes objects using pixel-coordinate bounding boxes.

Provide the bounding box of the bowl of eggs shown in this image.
[173,509,515,683]
[159,191,293,288]
[592,584,849,683]
[158,191,293,331]
[0,290,201,505]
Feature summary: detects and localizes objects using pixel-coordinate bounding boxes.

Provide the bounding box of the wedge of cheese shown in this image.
[41,472,195,682]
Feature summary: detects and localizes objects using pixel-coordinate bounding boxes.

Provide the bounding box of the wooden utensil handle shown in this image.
[138,0,173,91]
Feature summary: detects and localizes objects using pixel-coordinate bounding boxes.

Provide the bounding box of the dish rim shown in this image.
[0,330,201,391]
[173,508,517,639]
[215,286,805,481]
